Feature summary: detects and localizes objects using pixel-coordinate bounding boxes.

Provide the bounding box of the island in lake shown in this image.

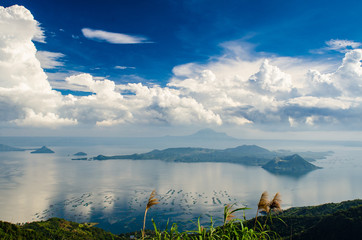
[73,145,331,175]
[74,152,87,156]
[262,154,322,175]
[31,146,55,154]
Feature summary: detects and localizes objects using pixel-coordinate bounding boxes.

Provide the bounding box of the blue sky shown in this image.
[4,0,361,83]
[1,1,362,138]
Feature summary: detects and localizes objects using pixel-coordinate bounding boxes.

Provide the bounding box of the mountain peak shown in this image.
[189,128,236,140]
[31,146,55,154]
[262,154,321,175]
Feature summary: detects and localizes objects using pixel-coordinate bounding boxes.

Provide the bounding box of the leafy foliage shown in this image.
[246,199,362,239]
[0,218,122,240]
[2,198,362,239]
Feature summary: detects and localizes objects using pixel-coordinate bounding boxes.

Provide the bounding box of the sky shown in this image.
[1,0,362,139]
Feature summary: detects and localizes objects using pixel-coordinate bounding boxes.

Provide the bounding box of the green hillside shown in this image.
[245,199,362,239]
[0,218,121,240]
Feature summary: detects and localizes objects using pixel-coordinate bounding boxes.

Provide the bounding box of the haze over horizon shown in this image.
[1,1,362,140]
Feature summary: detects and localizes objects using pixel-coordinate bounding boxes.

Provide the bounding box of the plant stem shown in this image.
[142,209,149,240]
[254,211,258,230]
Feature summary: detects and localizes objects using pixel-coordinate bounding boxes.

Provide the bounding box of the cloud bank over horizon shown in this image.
[1,5,362,134]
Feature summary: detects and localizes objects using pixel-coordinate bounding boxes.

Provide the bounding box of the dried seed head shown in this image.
[257,191,270,213]
[270,192,282,212]
[146,189,159,210]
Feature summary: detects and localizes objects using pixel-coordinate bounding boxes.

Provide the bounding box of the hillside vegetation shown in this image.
[245,199,362,239]
[0,217,121,240]
[1,199,362,239]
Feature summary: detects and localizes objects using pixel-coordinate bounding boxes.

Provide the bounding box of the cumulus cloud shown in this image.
[62,74,222,126]
[333,49,362,95]
[168,46,362,129]
[12,108,77,128]
[66,73,122,100]
[119,83,222,125]
[248,59,293,94]
[303,49,362,97]
[2,5,362,131]
[0,5,75,127]
[0,5,45,43]
[304,70,340,97]
[82,28,151,44]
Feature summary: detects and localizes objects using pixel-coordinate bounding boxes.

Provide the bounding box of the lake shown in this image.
[0,137,361,234]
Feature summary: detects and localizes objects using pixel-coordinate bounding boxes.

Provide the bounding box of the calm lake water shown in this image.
[0,137,361,234]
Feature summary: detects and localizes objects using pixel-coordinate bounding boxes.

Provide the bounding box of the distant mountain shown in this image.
[0,144,25,152]
[187,128,237,140]
[31,146,55,154]
[91,145,277,166]
[86,146,325,175]
[161,128,238,144]
[275,149,334,161]
[222,145,276,158]
[262,154,321,175]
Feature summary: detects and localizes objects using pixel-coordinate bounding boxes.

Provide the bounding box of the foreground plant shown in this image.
[254,191,270,229]
[142,189,159,240]
[140,190,281,239]
[262,192,283,231]
[252,191,285,239]
[223,203,250,225]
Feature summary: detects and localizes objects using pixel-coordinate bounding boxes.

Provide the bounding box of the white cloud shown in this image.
[326,39,361,52]
[66,73,122,100]
[228,116,252,125]
[36,51,65,69]
[249,59,293,94]
[119,83,223,126]
[302,70,340,97]
[12,108,77,128]
[0,5,75,127]
[0,5,45,43]
[305,116,316,126]
[288,96,353,110]
[167,45,362,129]
[312,39,362,54]
[114,66,136,70]
[333,49,362,96]
[96,118,127,126]
[81,28,151,44]
[3,5,362,132]
[288,117,297,127]
[304,49,362,97]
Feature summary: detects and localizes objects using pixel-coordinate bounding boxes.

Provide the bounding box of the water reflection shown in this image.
[0,146,362,234]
